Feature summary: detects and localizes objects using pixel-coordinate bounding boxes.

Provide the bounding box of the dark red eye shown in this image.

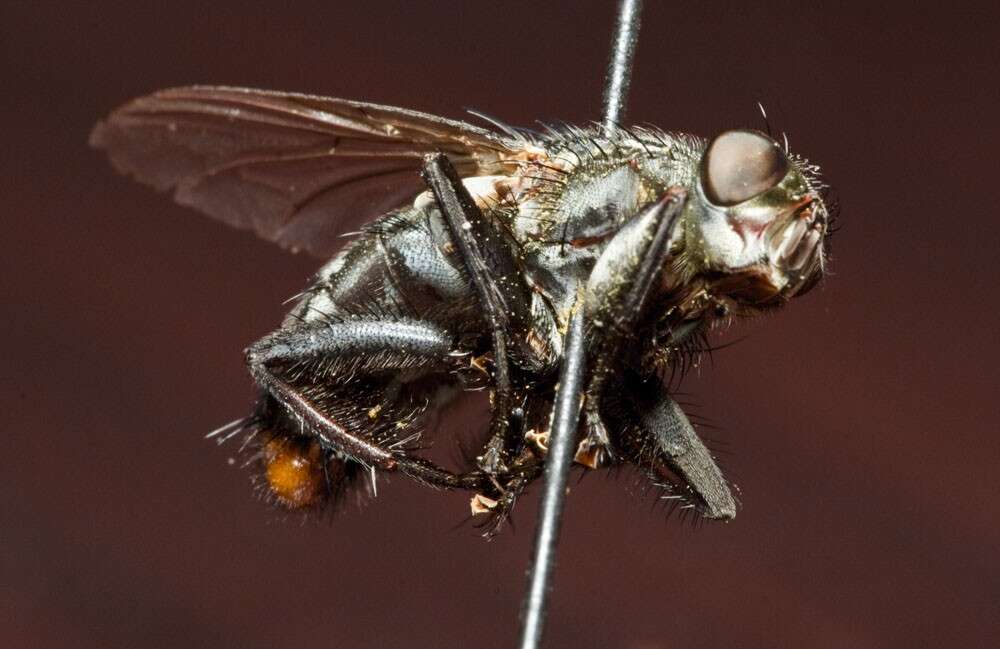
[701,129,788,206]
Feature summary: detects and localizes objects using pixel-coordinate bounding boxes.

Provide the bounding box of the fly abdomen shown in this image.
[257,434,348,509]
[289,206,479,330]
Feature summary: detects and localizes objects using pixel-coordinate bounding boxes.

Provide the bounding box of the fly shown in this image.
[90,83,832,533]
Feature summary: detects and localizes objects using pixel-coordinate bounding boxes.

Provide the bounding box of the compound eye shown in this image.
[701,129,788,206]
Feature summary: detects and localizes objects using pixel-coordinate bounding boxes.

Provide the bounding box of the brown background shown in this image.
[3,2,999,648]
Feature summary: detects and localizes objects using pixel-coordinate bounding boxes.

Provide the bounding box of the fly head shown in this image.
[678,129,831,311]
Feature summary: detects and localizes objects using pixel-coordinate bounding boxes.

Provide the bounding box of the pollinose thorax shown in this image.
[412,126,828,339]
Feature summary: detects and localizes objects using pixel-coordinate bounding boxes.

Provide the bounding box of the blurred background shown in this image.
[3,2,998,647]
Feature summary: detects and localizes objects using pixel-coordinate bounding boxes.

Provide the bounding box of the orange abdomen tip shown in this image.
[263,438,325,509]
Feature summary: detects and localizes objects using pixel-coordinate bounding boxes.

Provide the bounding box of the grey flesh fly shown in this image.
[90,8,832,602]
[90,84,831,528]
[91,6,837,645]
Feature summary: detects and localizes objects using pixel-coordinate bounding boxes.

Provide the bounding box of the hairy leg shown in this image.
[247,319,467,481]
[578,189,687,466]
[609,371,736,520]
[421,153,536,476]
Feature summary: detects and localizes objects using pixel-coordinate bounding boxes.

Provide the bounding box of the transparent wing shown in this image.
[90,85,518,257]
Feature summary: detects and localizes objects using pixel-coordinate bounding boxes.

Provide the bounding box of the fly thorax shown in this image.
[519,162,653,323]
[555,164,645,243]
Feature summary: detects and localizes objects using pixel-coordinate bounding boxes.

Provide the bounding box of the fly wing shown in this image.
[90,85,519,257]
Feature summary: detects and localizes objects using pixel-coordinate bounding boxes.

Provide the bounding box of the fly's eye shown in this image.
[701,129,789,206]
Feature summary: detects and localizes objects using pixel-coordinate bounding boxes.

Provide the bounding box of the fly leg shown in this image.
[245,318,478,494]
[608,370,736,520]
[577,189,687,467]
[421,153,536,478]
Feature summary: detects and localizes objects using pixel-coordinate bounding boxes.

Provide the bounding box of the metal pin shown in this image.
[517,2,644,646]
[517,303,586,649]
[601,0,644,133]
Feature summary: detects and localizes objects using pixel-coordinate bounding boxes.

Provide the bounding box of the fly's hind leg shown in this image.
[421,154,537,478]
[244,317,475,508]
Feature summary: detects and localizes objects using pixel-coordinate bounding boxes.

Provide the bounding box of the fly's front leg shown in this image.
[608,370,736,520]
[577,189,687,468]
[245,318,473,504]
[421,153,535,477]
